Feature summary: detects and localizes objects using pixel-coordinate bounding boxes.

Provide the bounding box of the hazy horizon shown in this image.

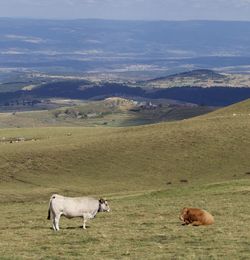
[1,0,250,21]
[1,17,250,22]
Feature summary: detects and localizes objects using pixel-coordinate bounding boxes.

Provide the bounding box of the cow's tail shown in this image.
[47,194,56,220]
[47,208,51,220]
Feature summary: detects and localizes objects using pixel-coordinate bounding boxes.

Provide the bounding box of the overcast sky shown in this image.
[1,0,250,21]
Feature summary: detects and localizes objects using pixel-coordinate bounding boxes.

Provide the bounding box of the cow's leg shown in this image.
[83,218,87,229]
[52,218,56,231]
[51,212,57,231]
[83,214,89,229]
[54,214,61,231]
[191,221,202,226]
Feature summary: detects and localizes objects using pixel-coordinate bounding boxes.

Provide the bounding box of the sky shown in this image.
[1,0,250,21]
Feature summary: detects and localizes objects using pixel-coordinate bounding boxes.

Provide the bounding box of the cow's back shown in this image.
[51,195,99,218]
[181,208,214,226]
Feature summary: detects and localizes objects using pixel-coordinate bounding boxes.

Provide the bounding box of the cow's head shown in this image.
[99,198,110,212]
[179,207,189,221]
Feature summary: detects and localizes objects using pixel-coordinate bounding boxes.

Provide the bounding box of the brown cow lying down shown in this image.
[180,208,214,226]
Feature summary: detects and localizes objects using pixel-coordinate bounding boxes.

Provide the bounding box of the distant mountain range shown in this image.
[142,69,250,88]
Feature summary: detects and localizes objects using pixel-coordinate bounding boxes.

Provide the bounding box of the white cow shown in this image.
[47,194,110,231]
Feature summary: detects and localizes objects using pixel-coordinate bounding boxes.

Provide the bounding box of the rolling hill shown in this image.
[1,98,250,199]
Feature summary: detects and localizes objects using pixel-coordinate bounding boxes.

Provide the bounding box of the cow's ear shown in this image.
[182,207,188,214]
[99,198,105,204]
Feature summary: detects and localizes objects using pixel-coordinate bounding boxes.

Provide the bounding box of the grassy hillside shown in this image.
[0,99,250,258]
[0,99,250,197]
[206,97,250,117]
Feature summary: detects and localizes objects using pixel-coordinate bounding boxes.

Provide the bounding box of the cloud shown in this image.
[4,34,46,44]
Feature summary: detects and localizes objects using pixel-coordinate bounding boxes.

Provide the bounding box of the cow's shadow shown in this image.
[66,225,90,229]
[48,225,90,230]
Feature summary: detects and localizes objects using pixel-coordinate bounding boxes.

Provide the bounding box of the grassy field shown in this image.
[0,99,250,258]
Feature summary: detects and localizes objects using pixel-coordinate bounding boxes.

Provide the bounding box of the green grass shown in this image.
[1,180,250,259]
[0,99,250,258]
